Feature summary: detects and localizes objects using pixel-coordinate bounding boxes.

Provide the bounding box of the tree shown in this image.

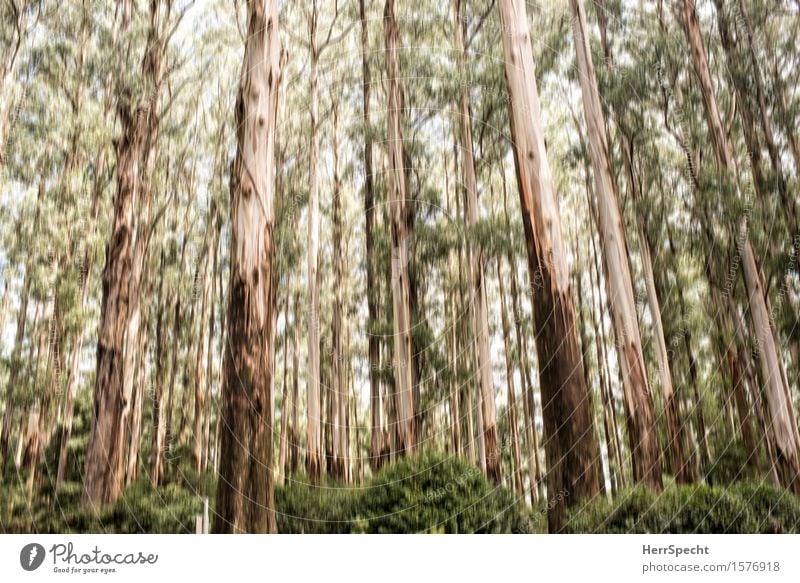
[213,0,282,533]
[451,0,500,483]
[83,0,170,507]
[384,0,416,456]
[360,0,382,474]
[681,0,800,495]
[498,0,601,532]
[569,0,663,489]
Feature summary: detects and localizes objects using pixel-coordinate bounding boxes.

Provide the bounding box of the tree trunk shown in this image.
[203,222,220,472]
[150,254,167,485]
[278,282,291,485]
[384,0,416,456]
[125,296,150,485]
[83,0,165,507]
[290,290,300,473]
[359,0,382,474]
[213,0,281,533]
[682,0,800,494]
[452,0,499,483]
[305,1,322,483]
[497,258,524,498]
[570,0,662,490]
[192,256,210,472]
[498,0,601,532]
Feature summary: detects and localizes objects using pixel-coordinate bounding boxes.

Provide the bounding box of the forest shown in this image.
[0,0,799,535]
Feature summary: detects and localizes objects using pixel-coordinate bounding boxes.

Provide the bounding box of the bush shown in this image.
[729,481,800,533]
[565,481,800,533]
[705,443,758,486]
[277,452,532,533]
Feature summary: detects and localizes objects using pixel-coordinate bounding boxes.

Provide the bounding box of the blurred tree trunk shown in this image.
[331,103,346,480]
[497,258,524,498]
[570,0,662,490]
[150,253,167,485]
[278,281,291,485]
[451,0,499,483]
[213,0,281,533]
[290,290,300,473]
[202,219,220,472]
[384,0,416,456]
[192,254,210,472]
[305,0,322,484]
[83,0,167,507]
[498,0,601,532]
[360,0,382,474]
[682,0,800,494]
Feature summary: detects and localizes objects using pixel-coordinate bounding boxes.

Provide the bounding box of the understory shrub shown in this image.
[277,452,533,533]
[565,480,800,533]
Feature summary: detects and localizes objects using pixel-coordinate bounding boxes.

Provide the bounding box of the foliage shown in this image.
[565,481,800,534]
[277,452,533,534]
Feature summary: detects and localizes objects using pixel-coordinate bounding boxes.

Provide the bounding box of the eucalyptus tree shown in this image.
[498,0,601,532]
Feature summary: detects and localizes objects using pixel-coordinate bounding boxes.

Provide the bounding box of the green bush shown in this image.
[276,452,532,533]
[565,481,800,533]
[729,481,800,533]
[705,443,758,486]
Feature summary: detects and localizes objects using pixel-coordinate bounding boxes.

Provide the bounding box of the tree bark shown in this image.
[331,103,346,480]
[497,258,524,498]
[384,0,416,456]
[305,0,322,483]
[192,255,210,472]
[278,282,291,485]
[150,253,167,485]
[452,0,500,483]
[682,0,800,494]
[213,0,281,533]
[498,0,601,532]
[359,0,383,475]
[290,290,300,473]
[570,0,662,490]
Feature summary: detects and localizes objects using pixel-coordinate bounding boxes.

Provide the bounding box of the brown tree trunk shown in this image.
[497,258,524,498]
[452,0,499,483]
[150,254,167,486]
[570,0,662,490]
[384,0,416,456]
[125,297,150,485]
[277,283,291,486]
[305,0,322,483]
[359,0,383,474]
[682,0,800,494]
[192,256,210,472]
[290,290,300,473]
[498,0,601,532]
[213,0,281,533]
[83,0,165,508]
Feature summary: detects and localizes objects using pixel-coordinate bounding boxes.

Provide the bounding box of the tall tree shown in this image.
[451,0,500,483]
[384,0,416,456]
[681,0,800,494]
[83,0,169,507]
[360,0,382,474]
[569,0,663,489]
[498,0,602,532]
[213,0,282,533]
